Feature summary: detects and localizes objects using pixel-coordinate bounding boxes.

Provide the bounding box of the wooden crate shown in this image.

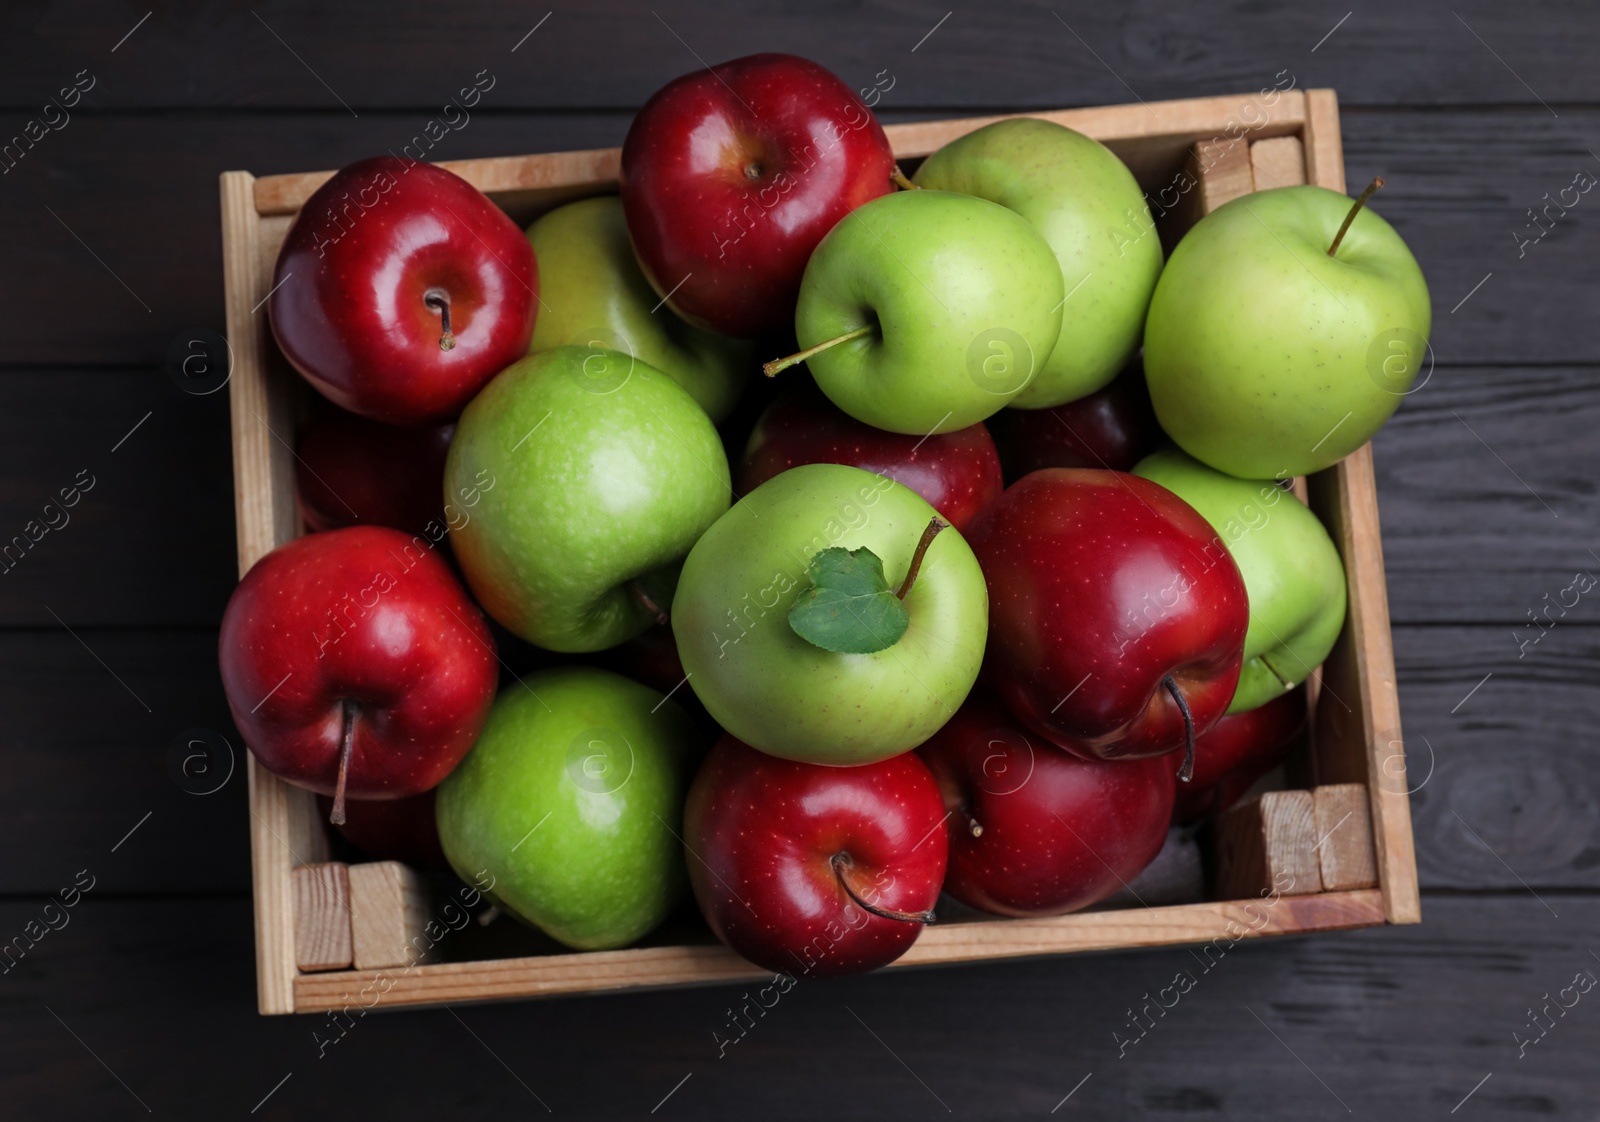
[221,88,1419,1016]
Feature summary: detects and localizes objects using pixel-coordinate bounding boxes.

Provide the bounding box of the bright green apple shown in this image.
[446,346,730,652]
[1143,184,1431,479]
[526,195,753,423]
[913,117,1163,408]
[1133,449,1347,713]
[673,462,987,764]
[436,667,697,950]
[788,188,1062,435]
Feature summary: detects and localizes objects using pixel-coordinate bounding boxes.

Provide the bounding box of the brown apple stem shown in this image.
[763,324,874,377]
[627,579,670,626]
[1259,654,1295,691]
[1326,177,1385,257]
[895,515,950,600]
[962,808,984,838]
[831,853,936,924]
[330,699,355,826]
[424,289,457,351]
[890,165,919,191]
[1162,675,1196,784]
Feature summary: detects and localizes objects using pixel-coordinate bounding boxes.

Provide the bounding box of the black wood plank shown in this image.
[1,894,1594,1119]
[5,1,1596,111]
[0,106,1596,369]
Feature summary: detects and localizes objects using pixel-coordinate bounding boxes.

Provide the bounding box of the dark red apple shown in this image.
[270,156,537,425]
[1172,686,1307,822]
[965,469,1248,770]
[684,735,946,977]
[620,53,895,338]
[318,789,449,869]
[294,403,453,537]
[917,690,1173,916]
[219,525,498,822]
[988,362,1162,481]
[738,383,1003,531]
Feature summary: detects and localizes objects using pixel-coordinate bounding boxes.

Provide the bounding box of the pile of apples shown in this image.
[218,53,1430,978]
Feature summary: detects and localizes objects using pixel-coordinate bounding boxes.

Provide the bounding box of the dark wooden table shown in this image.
[3,3,1596,1117]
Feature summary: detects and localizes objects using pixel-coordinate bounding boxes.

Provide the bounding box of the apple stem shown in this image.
[627,579,670,627]
[896,516,950,600]
[1326,177,1385,258]
[1259,654,1296,691]
[830,853,936,925]
[962,808,984,838]
[424,289,457,352]
[763,325,874,377]
[330,699,355,826]
[890,165,919,191]
[1162,675,1196,784]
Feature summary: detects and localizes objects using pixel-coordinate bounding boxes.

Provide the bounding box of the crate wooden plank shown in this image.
[1215,791,1324,899]
[292,862,352,973]
[1314,784,1379,890]
[293,891,1385,1012]
[1249,134,1307,189]
[348,862,430,971]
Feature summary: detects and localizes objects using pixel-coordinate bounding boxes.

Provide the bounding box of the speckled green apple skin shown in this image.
[795,189,1063,435]
[1134,449,1347,713]
[446,346,730,652]
[673,463,987,764]
[913,118,1162,409]
[436,668,696,951]
[526,196,753,423]
[1144,185,1431,479]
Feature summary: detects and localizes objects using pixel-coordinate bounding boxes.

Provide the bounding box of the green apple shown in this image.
[786,188,1063,435]
[446,346,730,652]
[526,195,752,423]
[913,118,1163,408]
[673,462,987,764]
[1143,184,1431,479]
[436,667,696,950]
[1133,449,1347,713]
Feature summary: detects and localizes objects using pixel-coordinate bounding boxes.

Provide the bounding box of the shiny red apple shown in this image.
[270,156,537,424]
[319,789,450,869]
[684,735,946,977]
[988,361,1162,481]
[965,469,1248,770]
[917,690,1173,916]
[620,53,895,338]
[1172,686,1306,822]
[294,403,453,537]
[219,525,498,822]
[738,383,1003,531]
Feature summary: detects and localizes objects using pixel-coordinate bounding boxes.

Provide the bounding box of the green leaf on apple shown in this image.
[787,546,910,654]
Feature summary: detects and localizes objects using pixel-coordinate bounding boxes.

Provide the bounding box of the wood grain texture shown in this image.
[1249,134,1307,189]
[1314,784,1379,890]
[292,862,352,972]
[347,861,430,971]
[3,896,1594,1118]
[1216,791,1324,899]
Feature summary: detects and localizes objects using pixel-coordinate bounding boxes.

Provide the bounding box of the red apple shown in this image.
[219,525,498,822]
[1172,686,1306,822]
[620,53,895,338]
[738,383,1003,531]
[918,690,1173,916]
[318,789,450,869]
[988,361,1161,481]
[270,156,537,425]
[294,403,453,537]
[965,469,1248,770]
[684,735,946,977]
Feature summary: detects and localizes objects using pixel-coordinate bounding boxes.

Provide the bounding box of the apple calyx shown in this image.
[895,515,948,600]
[763,324,874,377]
[330,698,356,826]
[1161,675,1196,783]
[627,579,671,627]
[890,165,919,191]
[424,289,457,352]
[1326,177,1385,258]
[830,852,936,925]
